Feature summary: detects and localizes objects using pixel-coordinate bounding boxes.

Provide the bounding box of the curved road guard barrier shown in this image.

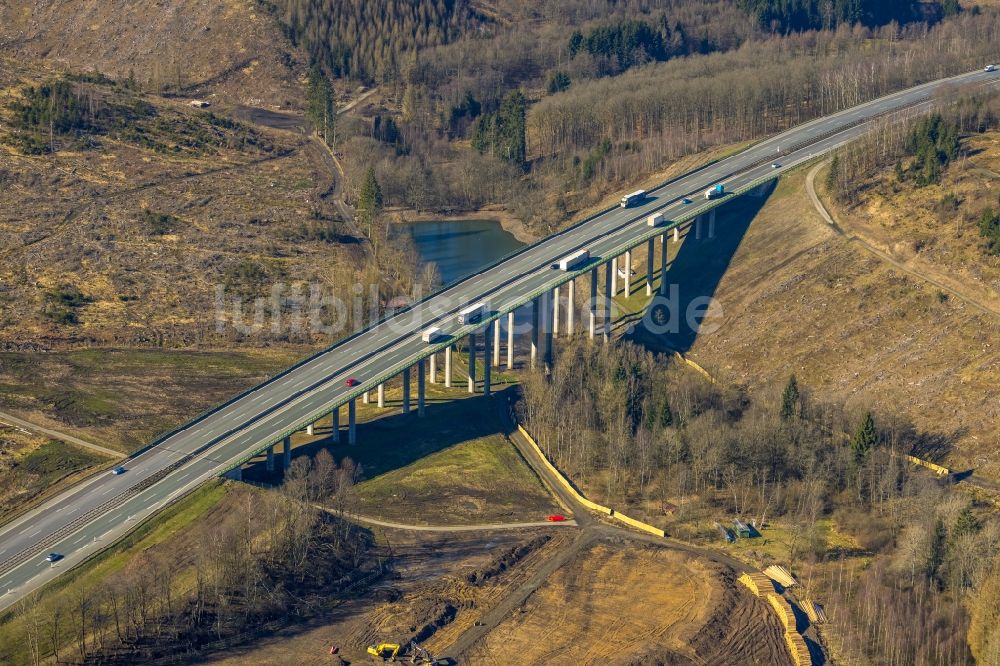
[517,425,666,538]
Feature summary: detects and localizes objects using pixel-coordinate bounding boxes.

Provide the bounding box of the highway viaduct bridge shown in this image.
[1,67,998,609]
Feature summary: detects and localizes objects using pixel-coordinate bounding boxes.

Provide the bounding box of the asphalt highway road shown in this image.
[0,67,997,611]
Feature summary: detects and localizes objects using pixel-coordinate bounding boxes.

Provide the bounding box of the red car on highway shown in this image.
[345,378,360,387]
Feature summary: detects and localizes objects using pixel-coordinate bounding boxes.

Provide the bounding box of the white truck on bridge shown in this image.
[647,212,665,227]
[620,190,646,208]
[705,184,725,200]
[555,249,590,271]
[421,326,444,343]
[457,302,488,325]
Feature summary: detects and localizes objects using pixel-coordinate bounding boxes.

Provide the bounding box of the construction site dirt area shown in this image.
[198,529,791,666]
[463,541,791,666]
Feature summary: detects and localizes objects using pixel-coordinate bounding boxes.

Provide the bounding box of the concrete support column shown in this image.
[430,353,437,384]
[266,445,274,472]
[530,297,540,369]
[552,285,560,337]
[695,216,702,240]
[377,383,385,408]
[283,436,291,469]
[646,238,655,296]
[483,321,492,397]
[417,359,426,417]
[542,290,554,372]
[506,311,515,370]
[589,267,597,340]
[611,255,618,295]
[348,398,356,445]
[467,332,477,394]
[604,261,613,342]
[362,391,369,405]
[708,208,716,239]
[331,407,340,443]
[624,250,632,296]
[402,368,411,414]
[673,226,680,243]
[660,233,668,295]
[493,319,501,366]
[567,278,576,335]
[306,423,314,436]
[445,346,453,388]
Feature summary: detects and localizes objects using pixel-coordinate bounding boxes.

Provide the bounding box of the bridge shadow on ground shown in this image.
[628,181,777,354]
[242,385,518,485]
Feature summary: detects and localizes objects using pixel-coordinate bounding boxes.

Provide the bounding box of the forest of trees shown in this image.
[519,341,998,665]
[736,0,928,32]
[327,4,1000,236]
[270,0,478,83]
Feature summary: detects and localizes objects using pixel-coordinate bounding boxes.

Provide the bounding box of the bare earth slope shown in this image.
[671,168,998,479]
[0,0,301,109]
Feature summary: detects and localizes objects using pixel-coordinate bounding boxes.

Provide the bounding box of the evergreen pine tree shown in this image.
[851,411,877,462]
[780,375,799,421]
[826,154,840,194]
[357,166,383,240]
[927,516,948,587]
[954,506,980,538]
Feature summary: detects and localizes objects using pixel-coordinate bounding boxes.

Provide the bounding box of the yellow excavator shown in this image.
[366,640,438,664]
[367,643,401,660]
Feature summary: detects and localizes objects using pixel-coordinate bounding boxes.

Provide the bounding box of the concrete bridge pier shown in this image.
[331,407,340,443]
[348,398,357,445]
[306,423,314,436]
[445,345,453,388]
[673,227,679,242]
[402,367,411,414]
[430,353,437,384]
[611,255,618,294]
[362,391,369,405]
[417,359,426,417]
[659,233,668,295]
[589,268,598,340]
[552,285,560,337]
[266,445,275,472]
[694,216,702,240]
[493,320,501,366]
[646,238,654,296]
[567,277,576,335]
[468,331,477,393]
[483,321,493,397]
[377,383,385,408]
[530,297,540,369]
[541,290,554,373]
[283,436,291,469]
[624,250,632,296]
[708,208,716,239]
[604,260,613,342]
[506,311,514,369]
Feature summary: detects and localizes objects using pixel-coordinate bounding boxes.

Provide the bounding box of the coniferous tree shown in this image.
[357,166,383,241]
[780,375,799,421]
[851,411,877,462]
[306,65,336,146]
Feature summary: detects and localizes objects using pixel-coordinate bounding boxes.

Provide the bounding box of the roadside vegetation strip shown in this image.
[516,425,666,538]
